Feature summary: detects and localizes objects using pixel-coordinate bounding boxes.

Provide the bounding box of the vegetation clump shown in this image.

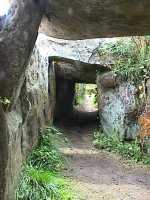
[16,127,73,200]
[97,36,150,86]
[74,83,98,108]
[93,130,150,165]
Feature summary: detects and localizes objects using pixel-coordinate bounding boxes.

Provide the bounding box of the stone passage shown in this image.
[53,57,139,141]
[1,0,150,199]
[51,56,109,121]
[0,44,142,199]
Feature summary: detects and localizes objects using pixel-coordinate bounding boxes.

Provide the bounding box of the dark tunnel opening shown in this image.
[54,78,99,127]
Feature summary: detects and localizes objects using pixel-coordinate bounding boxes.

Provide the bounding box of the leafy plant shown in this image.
[74,83,98,108]
[27,127,65,171]
[16,166,72,200]
[0,96,11,105]
[93,130,150,165]
[74,83,86,106]
[97,36,150,86]
[16,127,73,200]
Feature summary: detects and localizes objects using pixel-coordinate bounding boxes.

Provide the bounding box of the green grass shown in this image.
[27,127,65,172]
[16,167,72,200]
[16,127,73,200]
[93,130,150,165]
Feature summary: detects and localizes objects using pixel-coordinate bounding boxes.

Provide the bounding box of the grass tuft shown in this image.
[93,130,150,165]
[16,126,73,200]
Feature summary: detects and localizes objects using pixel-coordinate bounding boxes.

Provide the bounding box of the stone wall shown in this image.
[0,44,55,200]
[97,72,138,140]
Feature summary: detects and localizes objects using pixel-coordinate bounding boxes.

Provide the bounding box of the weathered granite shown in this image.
[0,0,43,101]
[40,0,150,39]
[51,56,109,84]
[97,73,138,140]
[0,44,55,200]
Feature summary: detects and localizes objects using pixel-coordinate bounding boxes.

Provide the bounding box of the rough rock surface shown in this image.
[36,33,119,67]
[52,56,109,83]
[40,0,150,39]
[0,0,43,101]
[37,33,107,63]
[0,44,55,200]
[97,74,138,140]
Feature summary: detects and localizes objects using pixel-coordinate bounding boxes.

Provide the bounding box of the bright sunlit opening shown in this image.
[0,0,11,16]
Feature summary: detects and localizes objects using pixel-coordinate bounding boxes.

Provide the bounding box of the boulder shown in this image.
[36,33,109,63]
[40,0,150,39]
[97,73,138,140]
[0,44,55,200]
[0,0,42,102]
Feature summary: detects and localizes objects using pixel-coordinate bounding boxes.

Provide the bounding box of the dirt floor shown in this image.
[58,124,150,200]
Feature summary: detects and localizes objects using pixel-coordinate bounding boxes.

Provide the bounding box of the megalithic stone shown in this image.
[40,0,150,39]
[0,0,43,105]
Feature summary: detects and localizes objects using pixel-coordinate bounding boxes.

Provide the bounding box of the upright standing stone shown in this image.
[97,72,138,140]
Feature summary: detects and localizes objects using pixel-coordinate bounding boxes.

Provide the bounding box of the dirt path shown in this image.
[59,124,150,200]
